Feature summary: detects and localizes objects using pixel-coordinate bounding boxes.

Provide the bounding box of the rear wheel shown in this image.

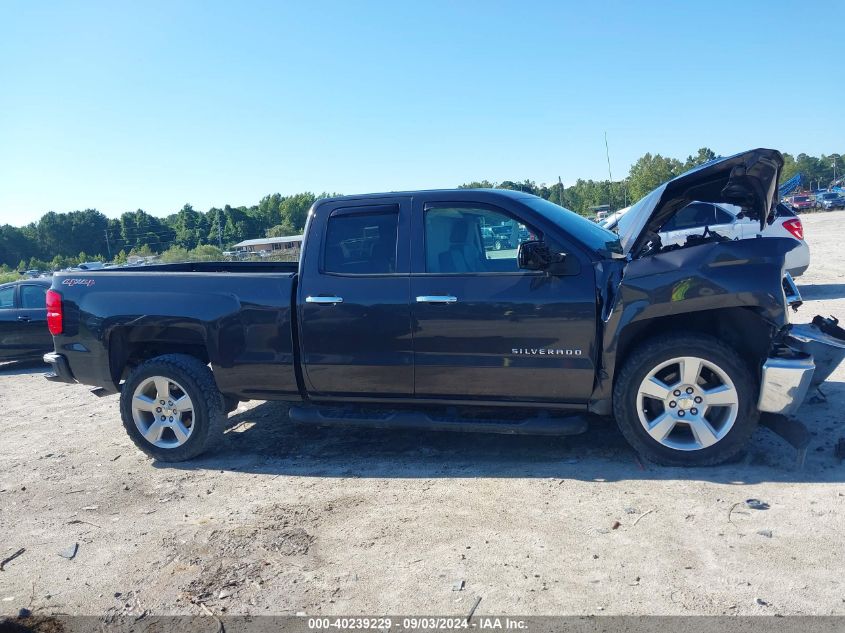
[120,354,226,462]
[613,333,758,466]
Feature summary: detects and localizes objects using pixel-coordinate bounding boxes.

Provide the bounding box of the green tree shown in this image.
[190,244,224,261]
[683,147,717,170]
[129,244,155,257]
[267,221,298,237]
[627,153,683,202]
[279,193,316,232]
[258,193,283,227]
[159,246,190,263]
[168,204,207,250]
[458,180,496,189]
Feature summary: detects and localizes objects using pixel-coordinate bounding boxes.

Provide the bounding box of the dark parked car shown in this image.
[0,278,52,361]
[816,192,845,210]
[44,149,845,466]
[481,226,495,250]
[489,224,516,250]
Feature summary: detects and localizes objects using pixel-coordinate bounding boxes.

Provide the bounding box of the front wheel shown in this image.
[612,333,758,466]
[119,354,226,462]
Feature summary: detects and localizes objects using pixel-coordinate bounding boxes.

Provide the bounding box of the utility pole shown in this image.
[604,132,614,209]
[558,176,564,207]
[218,209,223,249]
[104,229,111,259]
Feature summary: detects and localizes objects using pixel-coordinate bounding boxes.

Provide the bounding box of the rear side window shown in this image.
[0,286,14,309]
[20,285,47,309]
[775,203,796,218]
[323,207,399,274]
[663,203,717,231]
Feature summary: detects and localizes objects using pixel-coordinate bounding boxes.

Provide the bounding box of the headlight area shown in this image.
[782,273,803,317]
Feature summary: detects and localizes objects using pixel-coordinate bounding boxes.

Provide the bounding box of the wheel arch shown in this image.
[614,306,775,383]
[108,324,211,386]
[589,305,777,415]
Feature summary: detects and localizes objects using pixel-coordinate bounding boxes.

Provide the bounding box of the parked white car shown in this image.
[602,201,810,277]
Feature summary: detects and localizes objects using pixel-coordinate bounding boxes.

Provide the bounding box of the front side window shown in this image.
[0,286,13,309]
[713,207,734,225]
[323,207,398,274]
[425,205,540,273]
[21,285,47,309]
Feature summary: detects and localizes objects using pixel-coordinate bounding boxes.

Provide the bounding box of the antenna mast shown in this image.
[605,131,614,209]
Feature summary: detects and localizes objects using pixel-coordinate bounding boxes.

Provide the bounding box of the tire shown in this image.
[119,354,226,462]
[612,333,758,466]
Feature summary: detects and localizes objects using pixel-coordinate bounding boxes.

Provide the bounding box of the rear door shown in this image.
[297,197,413,398]
[0,284,22,359]
[410,195,597,403]
[17,283,52,356]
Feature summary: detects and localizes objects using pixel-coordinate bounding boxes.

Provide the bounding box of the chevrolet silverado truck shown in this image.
[44,149,845,466]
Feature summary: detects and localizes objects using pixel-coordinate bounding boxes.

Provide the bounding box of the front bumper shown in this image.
[43,352,76,384]
[758,316,845,415]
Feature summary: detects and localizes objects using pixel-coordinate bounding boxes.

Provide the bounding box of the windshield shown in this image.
[821,193,836,199]
[520,196,623,257]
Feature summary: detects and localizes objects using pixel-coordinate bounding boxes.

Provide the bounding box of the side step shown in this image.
[288,406,589,436]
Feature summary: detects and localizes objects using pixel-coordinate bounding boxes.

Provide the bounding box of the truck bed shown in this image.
[52,265,300,400]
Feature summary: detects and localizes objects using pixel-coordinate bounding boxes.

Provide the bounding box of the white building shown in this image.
[231,235,303,253]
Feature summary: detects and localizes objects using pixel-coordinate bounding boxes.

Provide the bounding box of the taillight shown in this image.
[46,290,63,335]
[782,218,804,240]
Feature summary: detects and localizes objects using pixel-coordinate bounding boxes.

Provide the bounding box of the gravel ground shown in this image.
[1,210,844,618]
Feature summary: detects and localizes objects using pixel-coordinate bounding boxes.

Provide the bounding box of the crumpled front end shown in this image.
[759,316,845,416]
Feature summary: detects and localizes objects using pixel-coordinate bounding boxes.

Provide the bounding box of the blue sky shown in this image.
[1,0,842,226]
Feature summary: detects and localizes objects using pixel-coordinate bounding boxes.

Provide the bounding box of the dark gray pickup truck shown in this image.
[44,149,845,466]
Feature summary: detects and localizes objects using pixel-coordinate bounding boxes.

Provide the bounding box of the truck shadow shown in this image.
[797,283,845,300]
[163,382,845,484]
[0,359,48,376]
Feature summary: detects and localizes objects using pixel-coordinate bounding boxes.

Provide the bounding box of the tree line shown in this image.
[1,148,841,272]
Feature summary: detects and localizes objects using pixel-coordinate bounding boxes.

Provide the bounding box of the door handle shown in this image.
[17,316,31,322]
[305,296,344,305]
[416,295,458,304]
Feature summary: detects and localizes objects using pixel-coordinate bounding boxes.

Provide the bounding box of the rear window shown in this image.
[0,286,14,308]
[323,206,399,274]
[20,285,47,309]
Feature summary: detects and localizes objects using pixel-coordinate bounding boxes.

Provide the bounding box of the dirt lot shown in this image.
[1,211,844,618]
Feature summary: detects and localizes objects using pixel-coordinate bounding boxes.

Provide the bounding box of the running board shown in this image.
[288,406,589,436]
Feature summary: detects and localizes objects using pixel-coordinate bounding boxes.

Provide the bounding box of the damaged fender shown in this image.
[589,237,798,412]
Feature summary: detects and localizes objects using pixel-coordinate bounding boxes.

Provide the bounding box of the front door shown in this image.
[410,198,597,404]
[297,197,413,398]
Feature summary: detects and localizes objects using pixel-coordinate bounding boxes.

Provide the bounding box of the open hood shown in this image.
[616,148,783,256]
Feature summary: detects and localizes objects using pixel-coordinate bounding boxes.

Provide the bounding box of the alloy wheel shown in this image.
[131,376,195,448]
[636,356,739,451]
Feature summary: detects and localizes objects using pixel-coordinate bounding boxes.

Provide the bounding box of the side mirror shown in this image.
[517,240,565,271]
